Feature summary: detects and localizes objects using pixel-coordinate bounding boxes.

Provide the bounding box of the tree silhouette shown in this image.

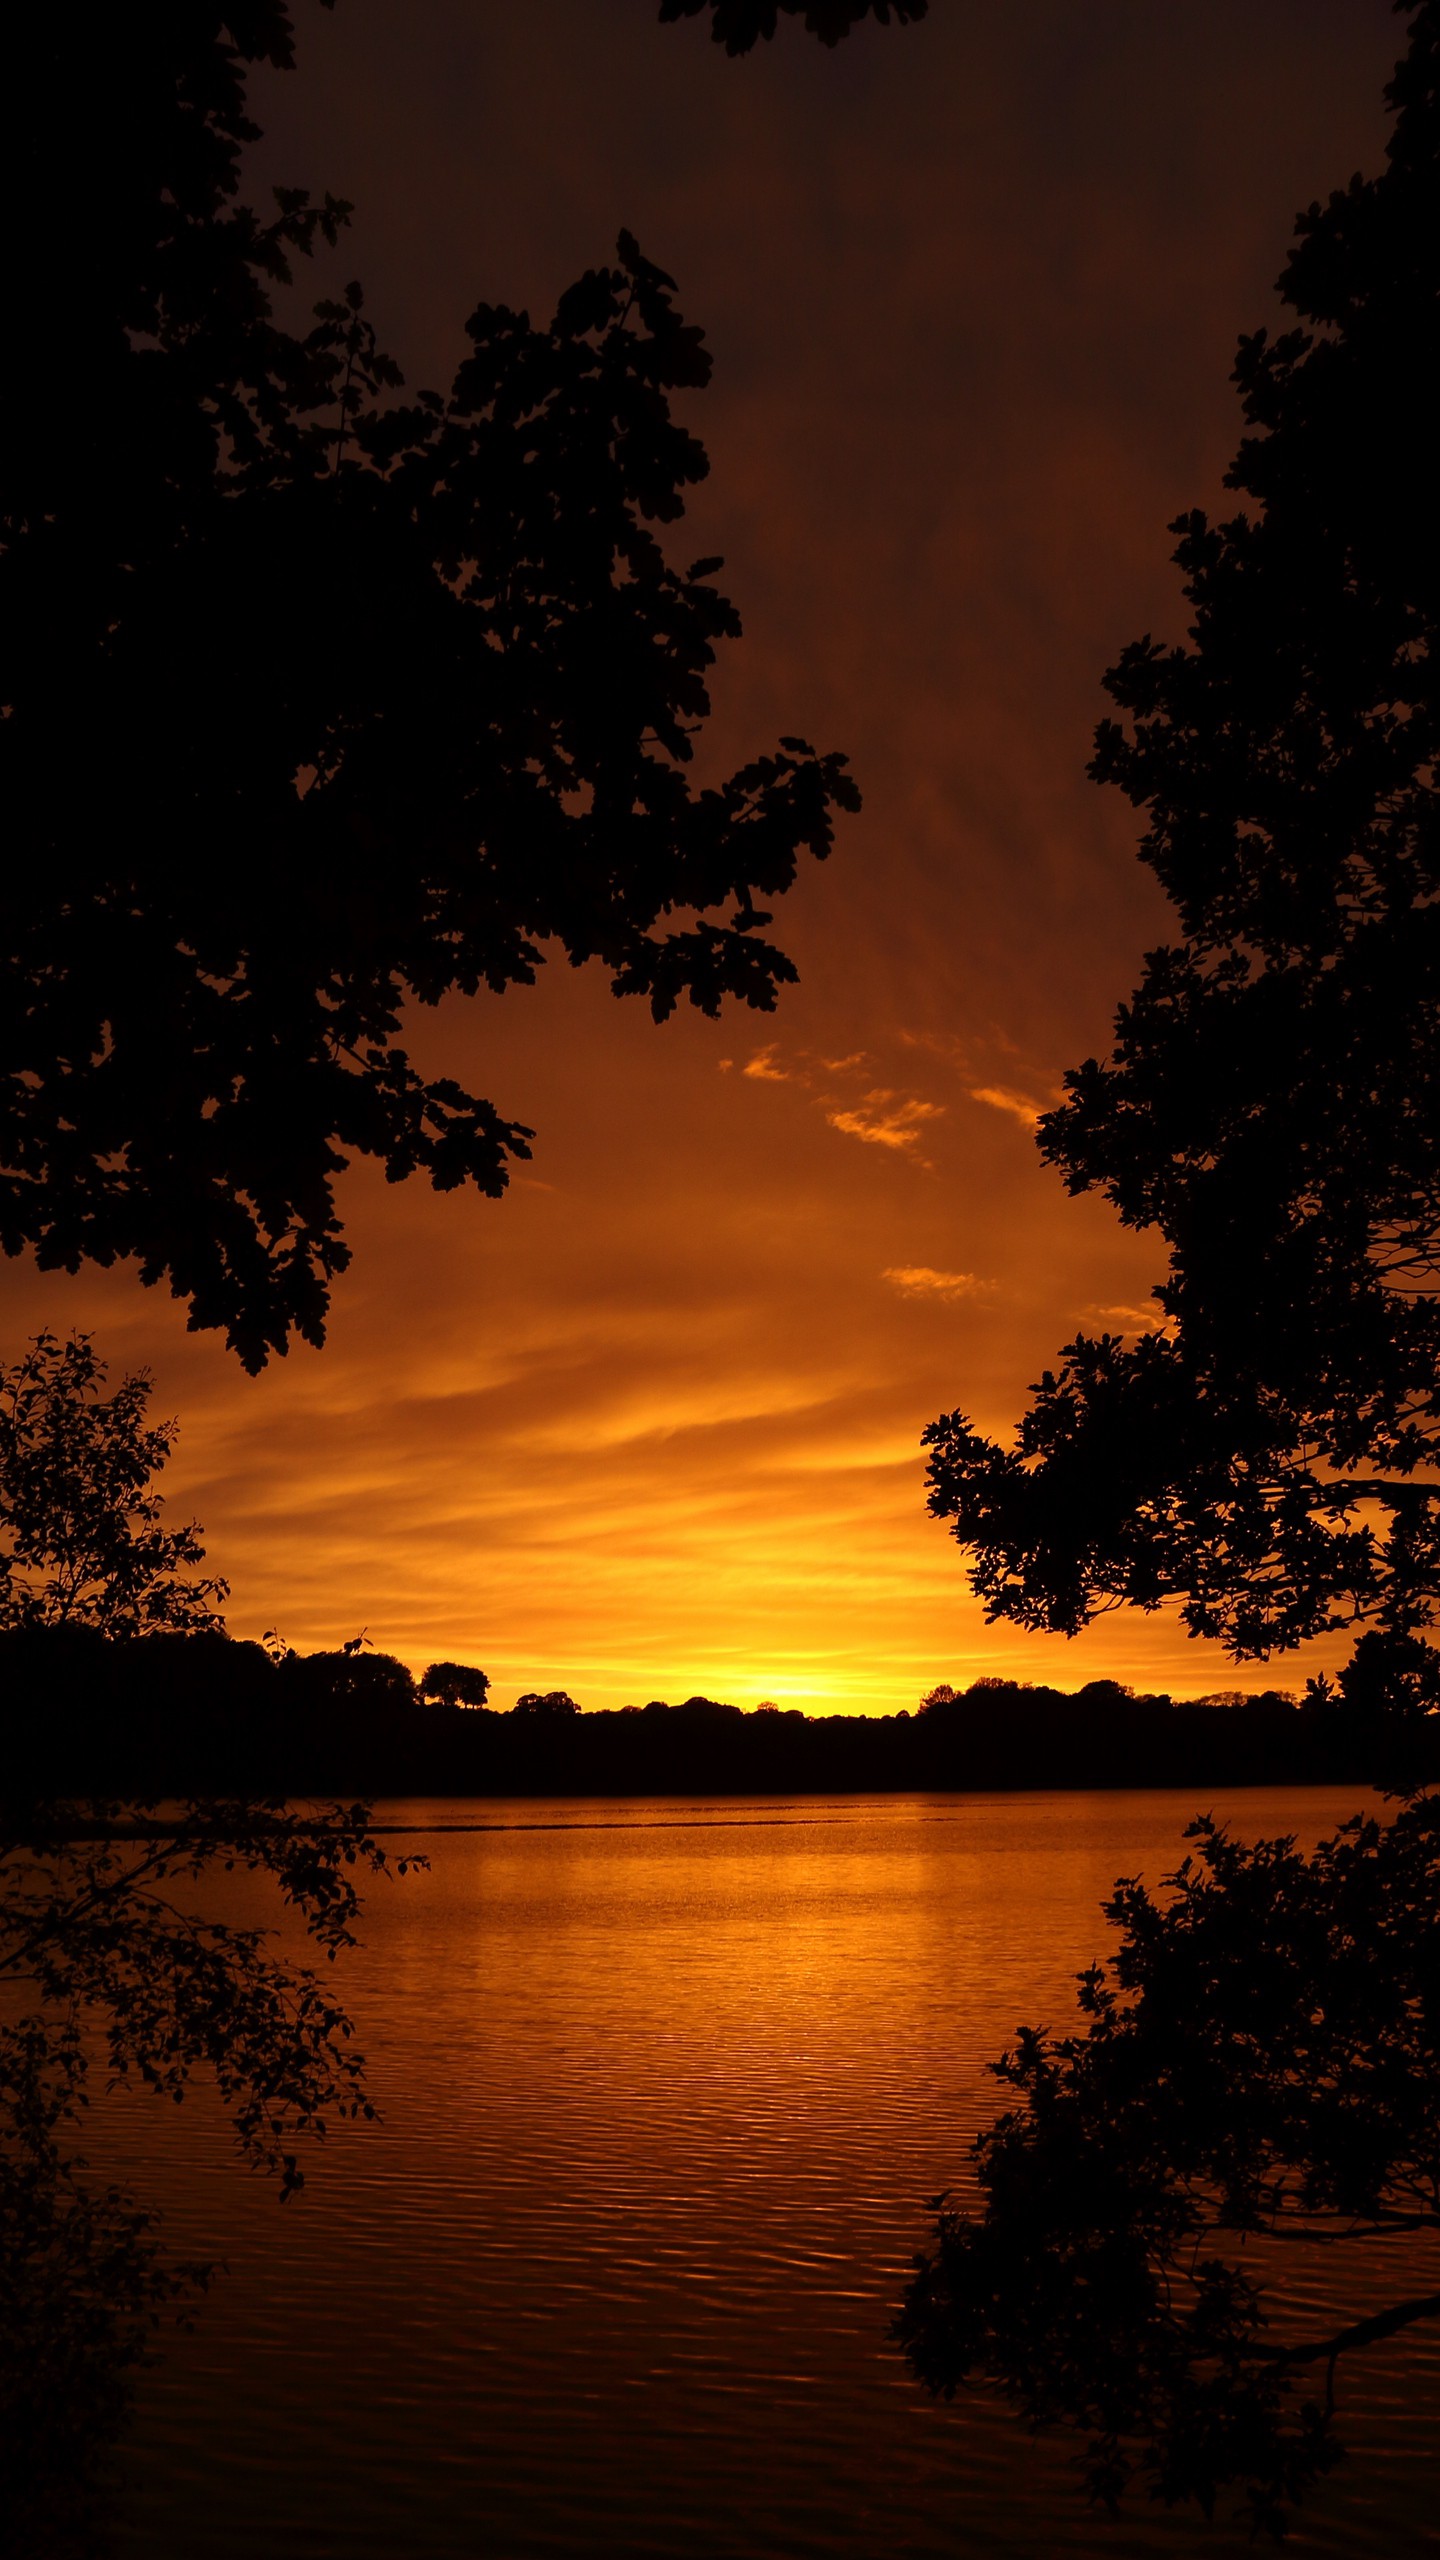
[924,0,1440,1699]
[906,6,1440,2529]
[3,9,857,1370]
[662,0,927,52]
[900,1796,1440,2539]
[0,1335,421,2531]
[0,3,912,2534]
[0,1335,227,1637]
[419,1659,491,1709]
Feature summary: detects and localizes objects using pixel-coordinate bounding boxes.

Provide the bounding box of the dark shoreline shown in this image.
[5,1626,1424,1803]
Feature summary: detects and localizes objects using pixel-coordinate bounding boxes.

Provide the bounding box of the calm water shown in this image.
[95,1789,1440,2555]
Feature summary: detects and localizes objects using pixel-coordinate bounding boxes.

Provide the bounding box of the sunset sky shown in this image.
[2,0,1405,1711]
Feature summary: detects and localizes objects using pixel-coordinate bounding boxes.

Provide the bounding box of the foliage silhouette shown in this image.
[662,0,927,52]
[899,1796,1440,2538]
[0,0,901,2532]
[3,7,857,1369]
[2,1798,411,2199]
[0,1790,417,2549]
[0,1335,419,2534]
[4,1635,1409,1801]
[911,9,1440,2532]
[0,1334,226,1638]
[924,0,1440,1691]
[419,1659,492,1709]
[283,1640,416,1714]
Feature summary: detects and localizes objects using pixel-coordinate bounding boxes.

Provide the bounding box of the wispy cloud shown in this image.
[1086,1301,1169,1334]
[742,1044,790,1083]
[969,1083,1047,1131]
[882,1265,983,1302]
[730,1042,946,1168]
[827,1091,944,1152]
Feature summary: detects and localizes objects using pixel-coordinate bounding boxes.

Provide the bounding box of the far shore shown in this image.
[7,1626,1421,1803]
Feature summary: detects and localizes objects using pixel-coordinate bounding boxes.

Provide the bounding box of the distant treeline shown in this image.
[3,1627,1427,1799]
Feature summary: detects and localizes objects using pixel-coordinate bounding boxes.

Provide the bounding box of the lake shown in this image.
[97,1789,1440,2555]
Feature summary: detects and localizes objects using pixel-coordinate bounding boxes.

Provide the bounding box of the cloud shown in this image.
[882,1265,983,1302]
[1086,1302,1170,1334]
[520,1368,838,1455]
[898,1029,967,1064]
[742,1044,790,1083]
[826,1091,944,1151]
[969,1083,1047,1132]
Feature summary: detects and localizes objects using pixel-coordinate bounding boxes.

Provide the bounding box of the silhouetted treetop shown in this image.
[918,1682,960,1714]
[513,1689,581,1718]
[284,1645,416,1711]
[2,11,856,1369]
[3,1622,1409,1799]
[419,1660,491,1709]
[0,1335,226,1639]
[926,1,1440,1682]
[661,0,926,52]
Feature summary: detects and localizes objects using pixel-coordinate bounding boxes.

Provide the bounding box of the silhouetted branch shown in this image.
[1266,2290,1440,2370]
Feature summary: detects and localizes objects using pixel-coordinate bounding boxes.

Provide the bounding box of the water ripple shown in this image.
[90,1789,1440,2557]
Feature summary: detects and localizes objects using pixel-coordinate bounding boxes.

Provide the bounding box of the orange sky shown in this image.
[1,0,1404,1711]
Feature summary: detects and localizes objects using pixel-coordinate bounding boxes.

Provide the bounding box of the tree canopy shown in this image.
[2,5,858,1370]
[513,1688,581,1719]
[661,0,926,52]
[906,11,1440,2533]
[0,1334,227,1638]
[0,3,924,2530]
[0,1330,421,2528]
[924,0,1440,1691]
[419,1659,491,1709]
